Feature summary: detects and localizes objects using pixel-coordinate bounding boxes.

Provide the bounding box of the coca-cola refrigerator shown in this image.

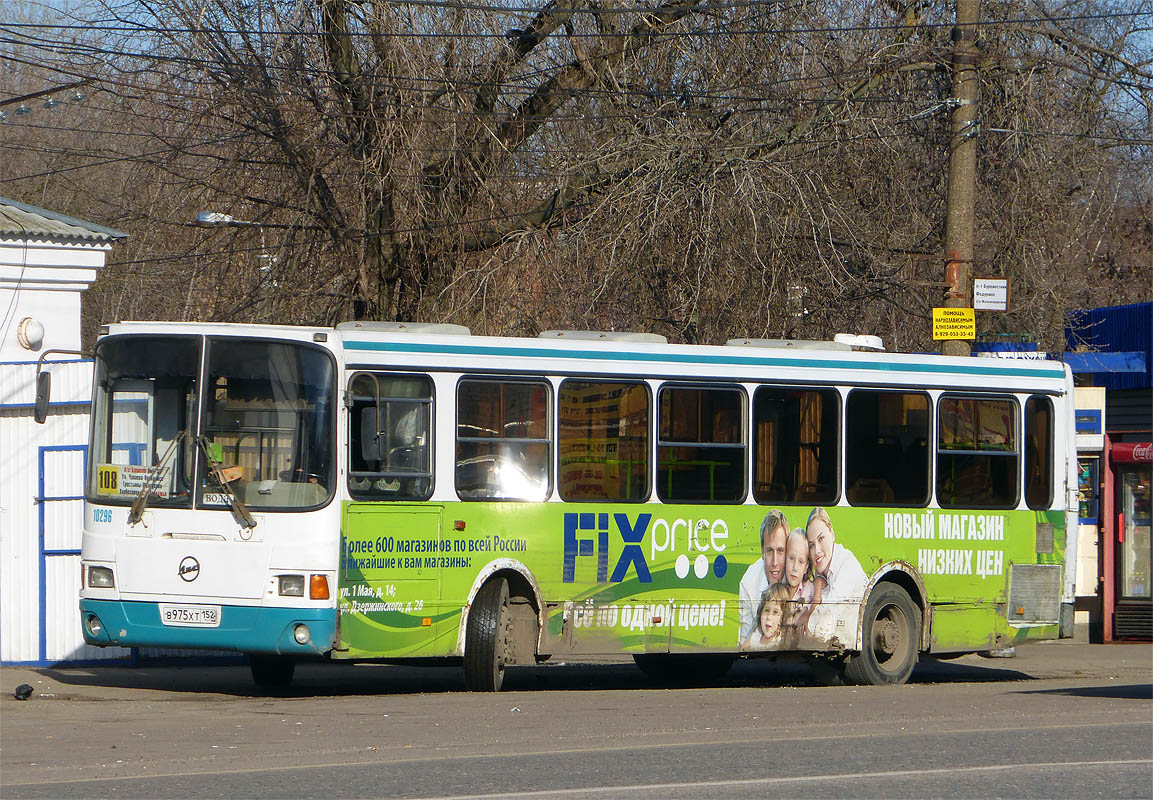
[1111,443,1151,639]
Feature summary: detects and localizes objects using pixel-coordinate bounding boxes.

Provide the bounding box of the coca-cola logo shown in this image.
[1113,442,1153,464]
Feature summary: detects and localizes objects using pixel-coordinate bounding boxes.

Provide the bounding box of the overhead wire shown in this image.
[2,4,1145,220]
[2,7,1149,38]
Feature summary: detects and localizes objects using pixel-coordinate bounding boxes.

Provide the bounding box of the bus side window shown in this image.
[657,385,746,503]
[456,378,551,501]
[347,373,434,501]
[558,380,650,502]
[1024,396,1054,509]
[753,386,839,505]
[936,394,1019,509]
[845,390,930,507]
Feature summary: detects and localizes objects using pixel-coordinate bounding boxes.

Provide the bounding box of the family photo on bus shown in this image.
[738,507,868,651]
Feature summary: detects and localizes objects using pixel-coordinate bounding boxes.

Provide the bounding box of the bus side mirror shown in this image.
[34,371,51,424]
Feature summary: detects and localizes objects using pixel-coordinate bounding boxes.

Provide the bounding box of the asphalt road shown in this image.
[2,640,1151,799]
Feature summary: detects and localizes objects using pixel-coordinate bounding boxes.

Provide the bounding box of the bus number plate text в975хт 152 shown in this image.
[159,604,221,627]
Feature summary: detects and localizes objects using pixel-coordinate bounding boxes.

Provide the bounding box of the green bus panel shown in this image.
[337,502,1065,659]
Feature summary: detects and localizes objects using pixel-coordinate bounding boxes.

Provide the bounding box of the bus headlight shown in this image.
[84,614,104,638]
[278,575,305,596]
[87,566,115,588]
[293,624,311,645]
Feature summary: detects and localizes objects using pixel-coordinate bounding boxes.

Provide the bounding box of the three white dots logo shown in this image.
[673,553,728,580]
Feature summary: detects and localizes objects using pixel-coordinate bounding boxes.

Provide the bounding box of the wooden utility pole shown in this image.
[942,0,980,357]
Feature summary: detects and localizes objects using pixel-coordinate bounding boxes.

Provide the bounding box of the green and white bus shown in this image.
[71,321,1077,689]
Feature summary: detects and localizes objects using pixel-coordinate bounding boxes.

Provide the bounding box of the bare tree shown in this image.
[2,0,1149,351]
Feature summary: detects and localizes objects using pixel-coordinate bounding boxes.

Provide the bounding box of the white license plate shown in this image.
[160,604,221,627]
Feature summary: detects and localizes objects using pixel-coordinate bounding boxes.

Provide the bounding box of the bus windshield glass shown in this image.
[200,338,335,509]
[88,335,336,511]
[88,336,200,507]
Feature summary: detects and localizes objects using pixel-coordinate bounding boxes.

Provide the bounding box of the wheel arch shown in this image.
[456,558,544,655]
[857,562,929,652]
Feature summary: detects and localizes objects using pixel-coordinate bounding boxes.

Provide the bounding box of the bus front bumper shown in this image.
[79,599,337,655]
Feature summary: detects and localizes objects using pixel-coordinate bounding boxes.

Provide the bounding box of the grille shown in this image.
[1114,603,1153,639]
[1008,564,1061,624]
[1034,522,1054,554]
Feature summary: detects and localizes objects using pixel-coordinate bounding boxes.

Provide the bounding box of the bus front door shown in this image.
[337,504,447,659]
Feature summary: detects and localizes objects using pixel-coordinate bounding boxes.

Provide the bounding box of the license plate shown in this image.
[160,604,221,627]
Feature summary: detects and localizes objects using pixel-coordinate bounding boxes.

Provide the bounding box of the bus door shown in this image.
[338,372,446,658]
[338,503,445,658]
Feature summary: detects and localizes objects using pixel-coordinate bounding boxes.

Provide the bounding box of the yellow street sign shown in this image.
[932,307,976,341]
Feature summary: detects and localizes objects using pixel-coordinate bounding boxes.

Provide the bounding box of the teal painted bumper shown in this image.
[79,599,337,655]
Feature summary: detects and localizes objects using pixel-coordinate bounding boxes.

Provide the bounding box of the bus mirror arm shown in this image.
[33,348,89,424]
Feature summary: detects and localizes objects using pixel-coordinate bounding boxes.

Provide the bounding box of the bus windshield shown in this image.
[88,335,336,511]
[201,338,335,509]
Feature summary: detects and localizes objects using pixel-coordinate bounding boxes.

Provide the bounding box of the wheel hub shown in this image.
[875,616,902,655]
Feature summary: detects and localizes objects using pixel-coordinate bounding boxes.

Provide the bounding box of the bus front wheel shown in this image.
[464,578,510,692]
[844,583,920,686]
[250,654,296,688]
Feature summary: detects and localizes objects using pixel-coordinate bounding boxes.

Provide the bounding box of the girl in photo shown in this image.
[740,583,792,651]
[784,527,819,602]
[785,527,825,635]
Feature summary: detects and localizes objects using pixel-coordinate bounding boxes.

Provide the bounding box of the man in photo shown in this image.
[738,509,789,640]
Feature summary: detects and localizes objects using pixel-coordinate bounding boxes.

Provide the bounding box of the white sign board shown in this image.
[973,277,1009,311]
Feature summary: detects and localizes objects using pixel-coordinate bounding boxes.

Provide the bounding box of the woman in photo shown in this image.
[804,506,868,642]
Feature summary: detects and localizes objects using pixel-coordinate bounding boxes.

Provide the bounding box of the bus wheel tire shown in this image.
[465,578,510,692]
[808,655,848,686]
[633,654,734,685]
[250,654,296,688]
[844,583,920,686]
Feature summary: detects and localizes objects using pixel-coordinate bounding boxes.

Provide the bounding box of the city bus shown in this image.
[58,321,1078,689]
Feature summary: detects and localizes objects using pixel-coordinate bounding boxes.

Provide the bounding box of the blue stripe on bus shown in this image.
[79,600,337,655]
[343,340,1065,379]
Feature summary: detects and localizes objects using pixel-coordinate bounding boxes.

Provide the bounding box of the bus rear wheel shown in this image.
[250,654,296,688]
[844,583,920,686]
[464,578,510,692]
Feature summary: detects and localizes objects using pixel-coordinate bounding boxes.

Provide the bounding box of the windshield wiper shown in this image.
[127,431,188,526]
[197,436,258,529]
